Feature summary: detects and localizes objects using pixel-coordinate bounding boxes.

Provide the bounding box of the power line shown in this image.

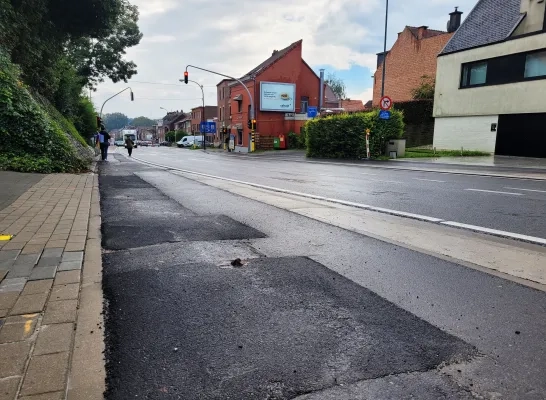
[129,80,218,88]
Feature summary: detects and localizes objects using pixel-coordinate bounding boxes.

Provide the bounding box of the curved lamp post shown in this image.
[179,78,205,150]
[100,87,134,119]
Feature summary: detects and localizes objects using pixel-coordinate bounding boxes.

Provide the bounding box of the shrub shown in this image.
[287,132,305,149]
[0,48,93,172]
[305,109,404,159]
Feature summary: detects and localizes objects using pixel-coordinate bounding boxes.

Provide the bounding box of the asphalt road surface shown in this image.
[100,154,546,399]
[123,147,546,239]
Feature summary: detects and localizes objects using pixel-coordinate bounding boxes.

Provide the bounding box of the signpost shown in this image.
[379,96,392,111]
[365,128,371,159]
[307,106,318,118]
[379,110,391,120]
[200,121,217,135]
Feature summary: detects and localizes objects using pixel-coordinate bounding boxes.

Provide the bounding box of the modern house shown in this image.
[433,0,546,158]
[373,9,461,106]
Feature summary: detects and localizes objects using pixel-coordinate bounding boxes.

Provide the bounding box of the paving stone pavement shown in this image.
[0,172,104,399]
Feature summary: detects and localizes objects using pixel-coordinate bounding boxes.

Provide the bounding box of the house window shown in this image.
[525,51,546,78]
[220,107,223,121]
[461,62,487,87]
[237,129,243,145]
[301,96,309,113]
[229,104,231,117]
[237,101,242,113]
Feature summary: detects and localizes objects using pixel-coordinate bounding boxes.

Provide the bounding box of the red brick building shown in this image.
[223,39,323,152]
[190,106,217,135]
[373,25,455,106]
[216,79,234,143]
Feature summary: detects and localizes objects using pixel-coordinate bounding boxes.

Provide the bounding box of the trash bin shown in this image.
[279,134,287,150]
[273,137,280,149]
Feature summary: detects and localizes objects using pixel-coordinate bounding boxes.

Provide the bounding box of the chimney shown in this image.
[417,26,428,39]
[447,7,463,33]
[376,51,388,69]
[272,50,279,56]
[319,69,325,111]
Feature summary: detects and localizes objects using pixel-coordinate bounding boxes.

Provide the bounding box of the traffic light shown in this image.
[184,71,188,84]
[251,119,256,130]
[247,119,252,129]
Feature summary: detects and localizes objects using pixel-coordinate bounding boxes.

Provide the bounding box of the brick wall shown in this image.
[373,28,453,106]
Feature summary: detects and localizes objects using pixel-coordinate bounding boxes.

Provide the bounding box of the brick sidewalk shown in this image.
[0,172,104,399]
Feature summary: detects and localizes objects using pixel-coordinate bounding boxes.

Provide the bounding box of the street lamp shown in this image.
[100,87,134,119]
[179,78,205,150]
[381,0,389,98]
[160,106,170,114]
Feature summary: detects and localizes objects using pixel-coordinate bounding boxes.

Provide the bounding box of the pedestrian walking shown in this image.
[98,127,111,161]
[125,136,134,157]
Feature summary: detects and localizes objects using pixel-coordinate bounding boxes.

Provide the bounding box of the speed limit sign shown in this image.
[380,96,393,111]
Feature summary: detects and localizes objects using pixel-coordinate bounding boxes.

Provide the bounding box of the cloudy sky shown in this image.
[93,0,476,119]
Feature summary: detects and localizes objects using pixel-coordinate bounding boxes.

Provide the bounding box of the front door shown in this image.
[495,113,546,158]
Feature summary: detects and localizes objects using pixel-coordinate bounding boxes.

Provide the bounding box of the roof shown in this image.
[440,0,523,55]
[216,79,234,86]
[407,26,447,39]
[340,100,366,112]
[236,39,302,83]
[364,100,373,109]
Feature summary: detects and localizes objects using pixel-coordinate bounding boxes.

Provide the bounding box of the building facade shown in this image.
[217,79,234,144]
[373,10,460,106]
[190,106,217,135]
[433,0,546,157]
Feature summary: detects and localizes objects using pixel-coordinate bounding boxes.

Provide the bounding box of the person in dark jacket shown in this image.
[125,136,134,157]
[98,128,111,161]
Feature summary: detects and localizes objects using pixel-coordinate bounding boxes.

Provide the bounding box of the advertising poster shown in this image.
[260,82,296,112]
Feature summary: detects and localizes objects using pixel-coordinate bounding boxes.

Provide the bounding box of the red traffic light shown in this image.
[184,71,188,84]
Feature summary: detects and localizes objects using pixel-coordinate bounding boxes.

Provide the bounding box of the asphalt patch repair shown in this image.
[99,160,266,250]
[103,255,476,399]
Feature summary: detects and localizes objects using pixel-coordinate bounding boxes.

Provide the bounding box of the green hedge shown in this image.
[305,109,404,159]
[0,49,93,173]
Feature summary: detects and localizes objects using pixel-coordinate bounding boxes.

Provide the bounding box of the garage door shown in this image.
[495,113,546,158]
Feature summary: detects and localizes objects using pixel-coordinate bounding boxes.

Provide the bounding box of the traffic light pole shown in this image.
[99,87,134,119]
[185,65,255,152]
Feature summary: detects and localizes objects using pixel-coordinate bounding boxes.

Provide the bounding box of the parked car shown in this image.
[114,140,124,146]
[177,135,204,148]
[160,141,171,146]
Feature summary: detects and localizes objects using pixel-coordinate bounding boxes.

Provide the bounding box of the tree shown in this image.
[325,72,347,100]
[68,0,142,88]
[411,75,435,100]
[104,112,129,130]
[131,116,156,127]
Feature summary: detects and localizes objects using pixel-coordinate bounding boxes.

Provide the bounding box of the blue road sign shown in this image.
[379,110,391,120]
[307,106,318,118]
[200,121,217,134]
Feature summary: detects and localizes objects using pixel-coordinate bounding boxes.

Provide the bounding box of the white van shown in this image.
[177,135,204,148]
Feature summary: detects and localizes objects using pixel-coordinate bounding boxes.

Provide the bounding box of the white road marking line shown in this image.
[441,222,546,246]
[414,178,446,183]
[361,172,377,176]
[130,156,546,246]
[465,189,524,196]
[504,187,546,194]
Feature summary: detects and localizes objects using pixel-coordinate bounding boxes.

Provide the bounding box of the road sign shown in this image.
[380,96,393,111]
[379,110,391,120]
[307,106,318,118]
[200,121,217,135]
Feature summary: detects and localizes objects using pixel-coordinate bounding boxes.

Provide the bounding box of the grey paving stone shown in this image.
[0,250,20,262]
[6,262,34,278]
[0,376,20,399]
[22,279,53,295]
[61,251,84,263]
[36,256,62,268]
[0,258,16,269]
[49,283,79,301]
[57,260,82,271]
[20,352,70,396]
[29,266,57,281]
[0,314,39,343]
[34,323,74,355]
[20,391,64,400]
[41,248,63,258]
[0,292,18,310]
[10,293,48,315]
[0,277,27,293]
[43,300,78,324]
[14,253,41,267]
[0,269,7,281]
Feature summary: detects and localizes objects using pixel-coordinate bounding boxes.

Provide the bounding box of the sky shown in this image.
[92,0,477,119]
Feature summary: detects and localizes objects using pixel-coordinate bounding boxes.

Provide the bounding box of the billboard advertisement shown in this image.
[260,82,296,112]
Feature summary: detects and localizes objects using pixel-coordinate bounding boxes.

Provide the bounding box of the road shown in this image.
[100,152,546,399]
[123,146,546,239]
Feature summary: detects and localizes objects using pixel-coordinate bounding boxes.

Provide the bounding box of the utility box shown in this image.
[386,139,406,158]
[279,134,287,149]
[273,137,280,149]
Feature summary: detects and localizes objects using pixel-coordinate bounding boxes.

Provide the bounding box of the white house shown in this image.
[433,0,546,158]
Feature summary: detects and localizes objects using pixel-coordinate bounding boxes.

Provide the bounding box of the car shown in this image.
[177,135,204,148]
[114,140,124,146]
[160,141,171,146]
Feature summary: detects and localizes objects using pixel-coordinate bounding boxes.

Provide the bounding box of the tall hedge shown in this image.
[0,49,93,173]
[305,109,404,159]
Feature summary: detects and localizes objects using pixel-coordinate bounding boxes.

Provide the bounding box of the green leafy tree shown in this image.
[104,112,129,130]
[411,75,435,100]
[325,72,347,100]
[131,116,156,127]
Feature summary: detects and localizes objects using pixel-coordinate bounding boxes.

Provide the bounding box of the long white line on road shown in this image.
[465,188,524,196]
[130,156,546,246]
[504,187,546,194]
[441,222,546,246]
[414,178,446,183]
[361,172,377,176]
